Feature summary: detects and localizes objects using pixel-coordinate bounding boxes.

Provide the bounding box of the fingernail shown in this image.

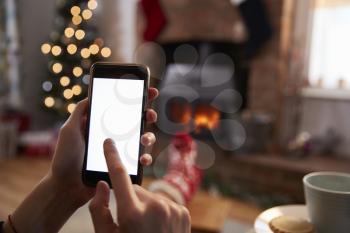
[142,135,152,146]
[106,138,114,144]
[147,136,152,146]
[104,138,116,149]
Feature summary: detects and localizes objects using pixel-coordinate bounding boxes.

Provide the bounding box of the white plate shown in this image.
[254,205,309,233]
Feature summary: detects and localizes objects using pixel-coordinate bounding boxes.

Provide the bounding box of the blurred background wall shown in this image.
[17,0,57,129]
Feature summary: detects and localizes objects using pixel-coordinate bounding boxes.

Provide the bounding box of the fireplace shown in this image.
[193,104,220,134]
[167,98,221,135]
[157,63,244,149]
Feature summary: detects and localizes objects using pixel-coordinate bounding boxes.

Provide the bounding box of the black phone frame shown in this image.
[82,62,149,187]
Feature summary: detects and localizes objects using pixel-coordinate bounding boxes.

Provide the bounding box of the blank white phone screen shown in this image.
[86,78,144,175]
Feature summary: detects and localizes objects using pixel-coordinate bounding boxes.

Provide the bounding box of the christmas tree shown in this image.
[41,0,111,117]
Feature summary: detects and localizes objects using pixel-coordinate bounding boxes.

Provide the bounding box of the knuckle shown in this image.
[133,184,143,193]
[150,199,171,218]
[181,206,191,225]
[88,201,98,213]
[111,163,126,175]
[120,207,141,227]
[169,202,182,220]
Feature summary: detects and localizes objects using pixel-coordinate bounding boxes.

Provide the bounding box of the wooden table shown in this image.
[0,157,261,233]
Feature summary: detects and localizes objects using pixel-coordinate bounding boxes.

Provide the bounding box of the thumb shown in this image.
[68,98,88,122]
[89,181,118,233]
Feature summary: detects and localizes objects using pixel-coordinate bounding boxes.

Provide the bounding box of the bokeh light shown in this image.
[44,96,55,107]
[72,85,82,95]
[101,47,111,58]
[51,45,62,56]
[67,103,76,113]
[89,44,99,55]
[75,29,85,40]
[88,0,98,10]
[72,15,82,25]
[73,66,83,77]
[82,75,90,85]
[60,76,70,87]
[42,81,53,92]
[52,62,63,73]
[70,6,81,16]
[41,43,51,54]
[64,27,75,38]
[67,44,77,54]
[82,9,92,20]
[63,89,73,99]
[80,48,91,58]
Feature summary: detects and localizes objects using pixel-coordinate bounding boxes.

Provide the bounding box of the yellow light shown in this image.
[67,103,76,113]
[101,47,111,58]
[64,27,75,38]
[72,85,82,95]
[82,9,92,20]
[72,15,82,25]
[88,0,98,10]
[80,48,90,58]
[67,44,77,54]
[41,43,51,54]
[73,66,83,77]
[52,63,63,73]
[63,89,73,99]
[75,29,85,40]
[60,76,70,87]
[51,45,62,56]
[89,44,99,55]
[70,6,81,16]
[44,97,55,108]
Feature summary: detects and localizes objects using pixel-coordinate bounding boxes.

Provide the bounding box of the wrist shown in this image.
[45,173,89,209]
[9,174,83,233]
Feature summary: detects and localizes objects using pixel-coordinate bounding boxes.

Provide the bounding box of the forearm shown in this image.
[3,174,81,233]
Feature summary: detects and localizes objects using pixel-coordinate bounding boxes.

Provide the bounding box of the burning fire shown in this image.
[194,105,220,133]
[169,102,220,133]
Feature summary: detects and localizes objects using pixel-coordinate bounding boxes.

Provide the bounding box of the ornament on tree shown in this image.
[41,0,111,117]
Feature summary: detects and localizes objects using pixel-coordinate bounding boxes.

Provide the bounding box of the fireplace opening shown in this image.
[193,104,220,134]
[166,97,221,136]
[167,97,192,125]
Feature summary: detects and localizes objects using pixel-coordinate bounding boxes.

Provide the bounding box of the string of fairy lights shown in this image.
[41,0,111,114]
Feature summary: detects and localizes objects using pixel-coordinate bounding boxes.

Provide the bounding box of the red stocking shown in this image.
[140,0,167,41]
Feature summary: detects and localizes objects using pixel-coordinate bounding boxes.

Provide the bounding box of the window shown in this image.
[308,0,350,89]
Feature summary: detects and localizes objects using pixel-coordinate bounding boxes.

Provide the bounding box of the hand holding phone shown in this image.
[83,63,151,186]
[89,139,191,233]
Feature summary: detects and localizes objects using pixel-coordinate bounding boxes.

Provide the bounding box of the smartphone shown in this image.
[82,63,149,186]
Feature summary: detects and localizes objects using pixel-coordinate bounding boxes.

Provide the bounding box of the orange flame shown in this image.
[194,105,220,133]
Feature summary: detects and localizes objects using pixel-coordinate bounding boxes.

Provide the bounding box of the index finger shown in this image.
[103,138,139,211]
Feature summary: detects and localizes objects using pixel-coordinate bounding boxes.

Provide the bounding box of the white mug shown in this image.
[303,172,350,233]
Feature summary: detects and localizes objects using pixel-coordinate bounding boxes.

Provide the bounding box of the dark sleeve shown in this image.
[0,221,4,233]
